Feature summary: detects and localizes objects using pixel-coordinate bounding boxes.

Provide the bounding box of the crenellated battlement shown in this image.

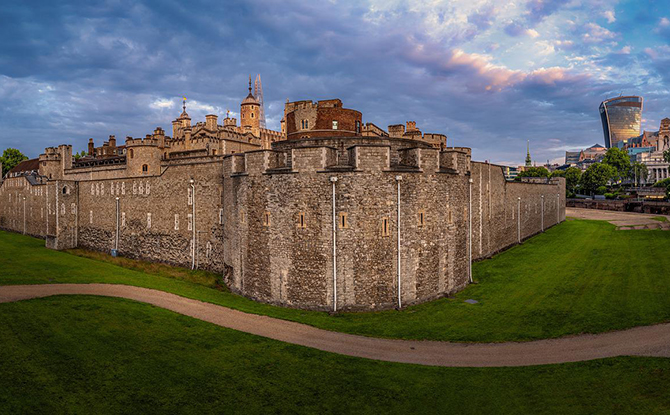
[125,137,159,147]
[223,141,472,178]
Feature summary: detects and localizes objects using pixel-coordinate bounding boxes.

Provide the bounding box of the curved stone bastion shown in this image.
[223,136,565,311]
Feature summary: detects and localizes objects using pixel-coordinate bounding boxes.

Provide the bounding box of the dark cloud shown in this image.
[0,0,667,166]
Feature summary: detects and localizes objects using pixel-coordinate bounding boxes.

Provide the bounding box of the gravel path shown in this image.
[1,284,669,367]
[567,207,670,230]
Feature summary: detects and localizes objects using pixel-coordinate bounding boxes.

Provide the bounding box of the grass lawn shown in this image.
[1,296,669,414]
[2,218,670,342]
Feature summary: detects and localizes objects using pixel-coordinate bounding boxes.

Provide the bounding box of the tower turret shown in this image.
[240,76,260,136]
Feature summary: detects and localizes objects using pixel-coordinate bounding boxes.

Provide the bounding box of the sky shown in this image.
[1,0,669,166]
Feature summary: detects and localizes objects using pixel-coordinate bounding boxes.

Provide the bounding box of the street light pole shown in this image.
[517,197,521,244]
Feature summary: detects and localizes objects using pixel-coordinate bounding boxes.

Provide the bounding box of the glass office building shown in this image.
[599,96,643,148]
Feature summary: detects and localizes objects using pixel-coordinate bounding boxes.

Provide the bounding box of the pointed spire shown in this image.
[182,97,187,113]
[525,140,532,167]
[248,75,252,95]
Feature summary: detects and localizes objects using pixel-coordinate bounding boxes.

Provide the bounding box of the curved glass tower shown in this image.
[599,96,643,148]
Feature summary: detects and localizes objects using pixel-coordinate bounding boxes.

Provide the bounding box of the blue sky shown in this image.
[1,0,668,166]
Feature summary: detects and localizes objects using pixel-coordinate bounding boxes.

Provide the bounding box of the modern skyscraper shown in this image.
[599,96,643,148]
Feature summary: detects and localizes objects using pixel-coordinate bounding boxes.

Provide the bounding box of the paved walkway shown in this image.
[567,207,670,230]
[1,284,669,367]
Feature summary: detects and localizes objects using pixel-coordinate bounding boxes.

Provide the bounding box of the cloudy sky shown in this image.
[1,0,669,165]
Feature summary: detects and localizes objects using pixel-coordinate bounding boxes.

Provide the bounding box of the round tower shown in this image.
[240,76,260,136]
[125,136,161,176]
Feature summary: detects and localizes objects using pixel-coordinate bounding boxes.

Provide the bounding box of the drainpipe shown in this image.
[468,178,473,283]
[46,185,49,237]
[190,179,196,270]
[517,196,521,244]
[23,196,26,235]
[395,175,402,307]
[330,176,338,312]
[115,197,120,253]
[541,195,544,231]
[557,193,560,223]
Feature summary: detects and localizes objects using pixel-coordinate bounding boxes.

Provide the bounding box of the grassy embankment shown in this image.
[2,218,670,342]
[1,296,669,414]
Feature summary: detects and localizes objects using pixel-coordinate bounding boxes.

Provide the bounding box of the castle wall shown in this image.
[1,141,565,311]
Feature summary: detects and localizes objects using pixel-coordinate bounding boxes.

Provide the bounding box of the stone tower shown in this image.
[240,76,260,137]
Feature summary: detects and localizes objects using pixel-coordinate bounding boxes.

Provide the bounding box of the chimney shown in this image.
[88,138,94,156]
[109,135,116,148]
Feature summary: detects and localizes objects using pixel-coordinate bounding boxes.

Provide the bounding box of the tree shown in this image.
[0,148,28,177]
[580,163,616,194]
[602,147,631,182]
[664,149,670,164]
[516,166,550,180]
[631,162,648,186]
[73,150,87,160]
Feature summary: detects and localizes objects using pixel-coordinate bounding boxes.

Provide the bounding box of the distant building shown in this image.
[564,143,607,170]
[525,141,532,167]
[599,96,643,148]
[502,166,519,180]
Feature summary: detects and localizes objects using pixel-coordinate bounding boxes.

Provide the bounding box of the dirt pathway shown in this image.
[1,284,669,367]
[567,207,670,230]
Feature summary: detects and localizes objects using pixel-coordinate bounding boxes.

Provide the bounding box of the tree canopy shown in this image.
[516,166,550,180]
[602,147,631,181]
[580,163,616,193]
[0,148,28,177]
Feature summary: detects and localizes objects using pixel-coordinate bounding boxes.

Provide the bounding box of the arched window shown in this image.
[142,164,148,173]
[62,186,69,195]
[251,112,254,118]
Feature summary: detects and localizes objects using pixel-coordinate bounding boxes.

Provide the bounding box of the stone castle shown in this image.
[0,81,565,311]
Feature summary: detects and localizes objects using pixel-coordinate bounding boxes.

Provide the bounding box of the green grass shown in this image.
[651,216,669,222]
[1,296,669,414]
[2,219,670,342]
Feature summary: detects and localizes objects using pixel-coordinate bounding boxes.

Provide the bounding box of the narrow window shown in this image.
[332,120,338,130]
[212,149,217,156]
[129,149,134,159]
[448,209,453,223]
[89,210,93,224]
[263,211,271,227]
[188,187,193,206]
[355,120,361,133]
[338,212,348,229]
[382,217,390,237]
[142,164,148,173]
[147,213,152,229]
[188,213,193,231]
[297,212,306,228]
[251,112,254,118]
[219,208,224,225]
[174,214,179,230]
[418,210,425,227]
[240,209,246,224]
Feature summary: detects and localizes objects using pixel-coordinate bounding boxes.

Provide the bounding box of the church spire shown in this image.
[182,97,187,114]
[525,140,532,167]
[248,75,252,95]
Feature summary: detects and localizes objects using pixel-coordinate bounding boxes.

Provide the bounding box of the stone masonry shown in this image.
[0,91,565,311]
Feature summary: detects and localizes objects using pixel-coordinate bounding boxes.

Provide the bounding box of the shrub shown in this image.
[654,178,670,188]
[596,185,608,195]
[604,193,616,199]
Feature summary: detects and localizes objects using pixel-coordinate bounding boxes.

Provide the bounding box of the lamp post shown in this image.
[517,197,521,244]
[330,176,338,312]
[395,175,402,308]
[190,179,196,270]
[541,195,544,232]
[113,196,120,256]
